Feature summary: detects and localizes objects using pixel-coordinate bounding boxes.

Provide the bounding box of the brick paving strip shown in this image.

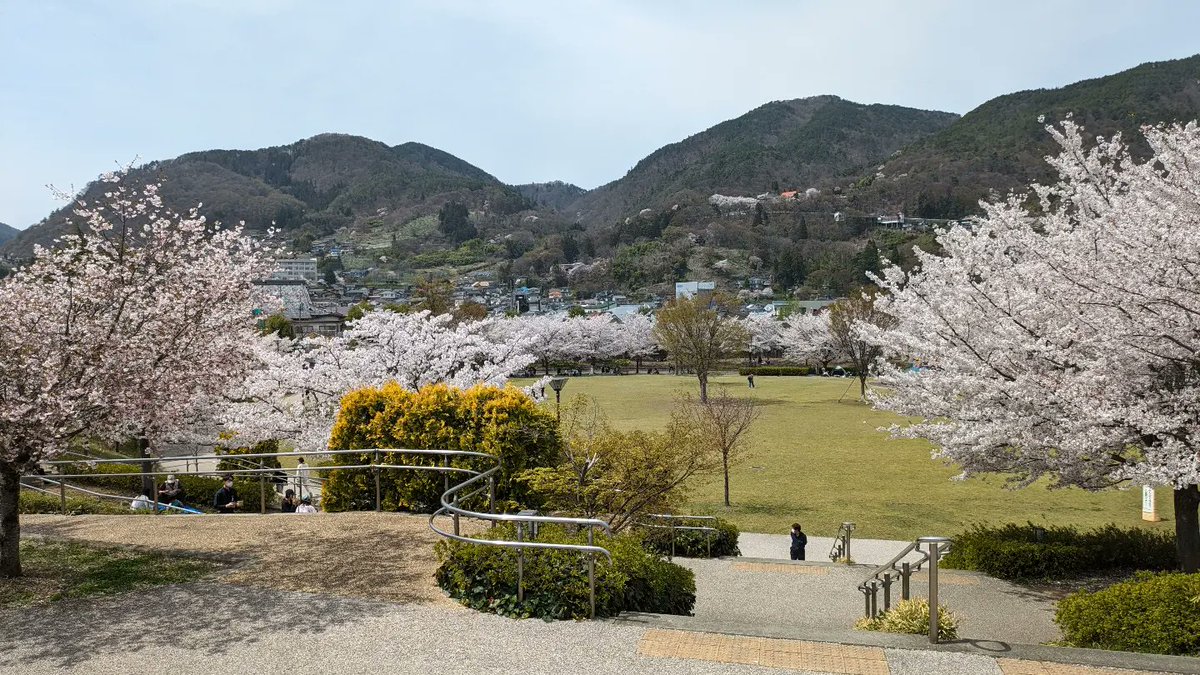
[638,628,889,674]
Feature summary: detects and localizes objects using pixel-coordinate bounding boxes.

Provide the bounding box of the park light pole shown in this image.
[549,377,568,421]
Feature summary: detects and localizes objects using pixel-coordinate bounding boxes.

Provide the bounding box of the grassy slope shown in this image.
[522,375,1176,541]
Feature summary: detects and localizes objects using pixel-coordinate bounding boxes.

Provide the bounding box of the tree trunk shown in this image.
[1175,484,1199,573]
[635,357,641,374]
[699,372,708,403]
[723,454,731,507]
[0,463,21,578]
[139,436,154,497]
[858,373,868,401]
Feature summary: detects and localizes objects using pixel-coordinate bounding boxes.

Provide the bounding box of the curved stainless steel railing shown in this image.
[640,513,718,560]
[32,446,615,618]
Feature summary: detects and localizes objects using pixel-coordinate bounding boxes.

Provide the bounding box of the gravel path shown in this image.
[0,583,1014,675]
[20,512,480,604]
[679,558,1061,645]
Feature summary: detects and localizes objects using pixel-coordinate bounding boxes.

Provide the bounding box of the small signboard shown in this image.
[1142,485,1160,522]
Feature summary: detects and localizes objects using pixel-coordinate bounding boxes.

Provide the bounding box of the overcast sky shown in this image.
[1,0,1197,228]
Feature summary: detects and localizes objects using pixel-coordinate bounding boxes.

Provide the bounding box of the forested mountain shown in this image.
[1,134,527,257]
[514,181,586,211]
[0,223,17,245]
[565,96,959,226]
[848,54,1200,219]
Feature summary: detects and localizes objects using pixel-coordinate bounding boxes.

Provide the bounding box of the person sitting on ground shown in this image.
[789,523,808,561]
[295,495,318,514]
[158,475,183,504]
[280,488,300,514]
[213,478,243,513]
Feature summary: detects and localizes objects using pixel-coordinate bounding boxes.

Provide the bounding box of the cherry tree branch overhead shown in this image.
[864,119,1200,571]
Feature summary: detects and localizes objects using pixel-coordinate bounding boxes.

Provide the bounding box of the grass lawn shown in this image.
[521,374,1177,541]
[0,540,217,607]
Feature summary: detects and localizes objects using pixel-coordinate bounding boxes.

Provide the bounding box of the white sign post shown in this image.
[1142,485,1160,522]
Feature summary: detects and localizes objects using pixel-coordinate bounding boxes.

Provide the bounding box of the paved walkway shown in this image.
[0,584,1179,675]
[738,533,927,566]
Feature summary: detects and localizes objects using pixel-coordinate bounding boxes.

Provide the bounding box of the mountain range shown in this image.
[4,53,1199,295]
[0,223,17,246]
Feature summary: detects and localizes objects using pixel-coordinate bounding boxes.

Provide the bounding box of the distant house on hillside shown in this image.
[779,190,799,200]
[675,280,715,301]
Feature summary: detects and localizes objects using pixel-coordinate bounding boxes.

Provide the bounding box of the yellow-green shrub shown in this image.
[1055,572,1200,655]
[323,383,561,512]
[855,598,959,641]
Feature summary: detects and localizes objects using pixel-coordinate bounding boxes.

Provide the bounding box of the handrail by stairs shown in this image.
[829,521,855,562]
[640,513,718,560]
[857,536,953,643]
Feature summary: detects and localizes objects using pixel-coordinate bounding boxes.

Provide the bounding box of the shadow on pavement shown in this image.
[0,582,394,670]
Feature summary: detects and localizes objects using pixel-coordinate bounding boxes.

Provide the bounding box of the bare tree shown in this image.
[828,292,894,400]
[654,296,747,402]
[683,389,760,506]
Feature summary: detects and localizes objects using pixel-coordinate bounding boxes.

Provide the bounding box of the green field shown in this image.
[523,375,1176,541]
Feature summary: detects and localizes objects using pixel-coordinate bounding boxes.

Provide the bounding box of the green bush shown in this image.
[738,366,811,376]
[435,523,695,620]
[324,383,561,513]
[942,522,1176,580]
[1056,572,1200,656]
[855,598,959,641]
[56,463,273,513]
[18,492,136,515]
[638,518,741,558]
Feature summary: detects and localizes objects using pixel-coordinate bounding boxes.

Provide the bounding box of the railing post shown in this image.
[844,522,854,562]
[259,460,267,514]
[374,451,381,512]
[863,587,871,618]
[881,572,892,612]
[669,523,675,562]
[153,476,160,515]
[442,454,449,496]
[919,536,950,644]
[59,480,66,514]
[706,525,712,558]
[516,522,525,603]
[487,476,496,515]
[901,562,911,600]
[587,526,596,619]
[868,581,878,618]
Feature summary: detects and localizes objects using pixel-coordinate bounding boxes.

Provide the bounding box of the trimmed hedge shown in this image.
[435,524,696,620]
[1056,572,1200,655]
[942,522,1176,580]
[324,383,561,513]
[738,366,811,377]
[18,491,136,515]
[58,462,273,512]
[638,517,741,558]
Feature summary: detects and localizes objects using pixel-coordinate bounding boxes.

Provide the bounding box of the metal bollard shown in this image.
[516,522,525,603]
[919,536,951,643]
[587,526,596,619]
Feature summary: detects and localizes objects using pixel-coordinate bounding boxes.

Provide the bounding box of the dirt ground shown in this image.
[19,512,483,605]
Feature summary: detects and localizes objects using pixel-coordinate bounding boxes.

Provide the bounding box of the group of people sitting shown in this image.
[130,475,317,514]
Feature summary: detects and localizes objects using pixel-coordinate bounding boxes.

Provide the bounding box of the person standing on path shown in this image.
[790,523,807,561]
[747,373,755,388]
[295,457,310,500]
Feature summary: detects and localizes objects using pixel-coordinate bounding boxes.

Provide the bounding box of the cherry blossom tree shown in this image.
[780,312,839,372]
[225,310,537,451]
[742,313,784,365]
[618,312,658,373]
[865,120,1200,571]
[0,175,272,577]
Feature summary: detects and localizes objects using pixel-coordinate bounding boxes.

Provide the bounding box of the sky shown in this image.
[1,0,1198,228]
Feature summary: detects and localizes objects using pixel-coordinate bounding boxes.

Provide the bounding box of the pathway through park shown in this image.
[4,514,1190,675]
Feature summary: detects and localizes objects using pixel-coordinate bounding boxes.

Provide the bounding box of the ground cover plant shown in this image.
[515,375,1177,541]
[942,523,1177,580]
[0,540,216,607]
[435,524,695,620]
[1055,572,1200,656]
[637,517,741,558]
[855,598,959,641]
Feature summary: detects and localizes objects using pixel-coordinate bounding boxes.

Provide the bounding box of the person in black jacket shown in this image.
[213,478,243,513]
[789,523,807,561]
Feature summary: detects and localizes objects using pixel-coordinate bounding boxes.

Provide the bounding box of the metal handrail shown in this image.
[829,521,855,562]
[857,536,953,644]
[30,446,617,618]
[640,513,719,560]
[20,476,199,514]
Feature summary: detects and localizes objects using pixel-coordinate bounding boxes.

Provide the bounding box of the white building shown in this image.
[271,257,319,282]
[675,281,716,300]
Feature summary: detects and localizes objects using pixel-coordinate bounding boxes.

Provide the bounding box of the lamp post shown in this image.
[549,377,568,421]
